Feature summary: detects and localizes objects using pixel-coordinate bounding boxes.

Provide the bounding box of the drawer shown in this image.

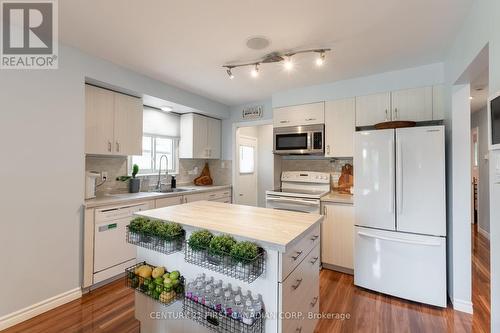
[207,189,232,201]
[280,223,320,281]
[184,192,210,203]
[155,196,183,208]
[211,196,231,203]
[280,245,320,333]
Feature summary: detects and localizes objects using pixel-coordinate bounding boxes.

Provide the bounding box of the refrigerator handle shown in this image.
[397,139,403,215]
[357,231,441,247]
[388,139,395,213]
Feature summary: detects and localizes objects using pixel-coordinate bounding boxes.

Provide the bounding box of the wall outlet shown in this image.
[101,172,108,181]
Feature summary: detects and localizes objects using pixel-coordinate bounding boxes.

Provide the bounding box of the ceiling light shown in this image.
[160,106,173,112]
[251,64,259,78]
[283,56,293,71]
[226,68,234,79]
[316,52,326,66]
[469,96,474,100]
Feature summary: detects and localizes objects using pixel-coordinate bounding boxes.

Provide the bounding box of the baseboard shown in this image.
[452,298,473,314]
[322,263,354,275]
[477,226,490,240]
[0,287,82,330]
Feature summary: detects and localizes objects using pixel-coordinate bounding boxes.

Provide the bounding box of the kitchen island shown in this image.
[133,200,322,333]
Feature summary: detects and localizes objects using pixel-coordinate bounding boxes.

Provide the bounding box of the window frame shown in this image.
[129,133,179,176]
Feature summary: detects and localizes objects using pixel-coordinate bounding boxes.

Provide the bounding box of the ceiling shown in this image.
[60,0,472,106]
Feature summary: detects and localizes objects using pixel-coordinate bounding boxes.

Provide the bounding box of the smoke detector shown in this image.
[246,37,270,50]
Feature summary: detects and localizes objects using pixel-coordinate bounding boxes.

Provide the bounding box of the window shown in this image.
[239,145,255,174]
[130,134,178,175]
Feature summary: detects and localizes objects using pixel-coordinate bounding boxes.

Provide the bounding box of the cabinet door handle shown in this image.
[310,257,319,265]
[184,197,187,203]
[326,145,331,155]
[305,118,316,121]
[310,235,319,242]
[385,109,388,121]
[394,108,398,120]
[291,278,303,290]
[116,142,120,152]
[310,296,319,307]
[323,206,327,216]
[279,120,289,124]
[291,251,303,261]
[107,141,112,152]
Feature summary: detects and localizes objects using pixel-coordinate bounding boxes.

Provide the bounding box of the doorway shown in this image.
[235,134,258,206]
[233,123,277,207]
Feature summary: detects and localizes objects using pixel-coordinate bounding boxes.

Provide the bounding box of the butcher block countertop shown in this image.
[136,200,323,252]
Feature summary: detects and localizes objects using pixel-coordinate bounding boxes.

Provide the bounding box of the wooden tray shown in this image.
[374,121,416,130]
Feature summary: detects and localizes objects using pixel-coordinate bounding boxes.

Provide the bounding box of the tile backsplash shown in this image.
[281,158,353,188]
[86,156,232,196]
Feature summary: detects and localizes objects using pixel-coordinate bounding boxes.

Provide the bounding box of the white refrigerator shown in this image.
[353,125,447,307]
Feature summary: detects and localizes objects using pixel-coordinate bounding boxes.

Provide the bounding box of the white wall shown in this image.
[0,44,229,322]
[444,0,500,329]
[471,107,490,235]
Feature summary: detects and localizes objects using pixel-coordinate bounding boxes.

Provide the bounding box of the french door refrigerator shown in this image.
[353,125,447,307]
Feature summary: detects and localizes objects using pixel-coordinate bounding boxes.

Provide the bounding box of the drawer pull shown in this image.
[296,326,302,333]
[310,296,319,307]
[291,251,303,261]
[291,278,303,290]
[310,257,319,265]
[310,235,319,241]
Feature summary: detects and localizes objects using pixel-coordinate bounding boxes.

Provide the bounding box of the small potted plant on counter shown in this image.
[188,230,213,261]
[230,241,260,279]
[208,234,236,266]
[116,164,141,193]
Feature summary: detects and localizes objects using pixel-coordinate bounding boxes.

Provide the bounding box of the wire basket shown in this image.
[183,297,264,333]
[126,228,185,255]
[184,245,265,283]
[125,261,184,307]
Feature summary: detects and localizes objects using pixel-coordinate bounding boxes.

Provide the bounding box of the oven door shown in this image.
[266,195,321,214]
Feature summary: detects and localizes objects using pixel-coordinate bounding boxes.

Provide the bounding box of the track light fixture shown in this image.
[222,48,331,79]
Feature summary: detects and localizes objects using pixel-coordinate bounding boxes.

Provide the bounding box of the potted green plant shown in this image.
[230,241,260,279]
[208,234,236,265]
[188,230,213,261]
[128,217,151,243]
[156,222,184,250]
[129,164,141,193]
[116,164,141,193]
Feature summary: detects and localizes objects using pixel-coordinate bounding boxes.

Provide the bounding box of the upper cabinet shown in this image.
[85,84,143,156]
[355,86,443,127]
[355,92,391,127]
[325,98,355,158]
[179,113,221,159]
[273,102,325,128]
[391,86,433,122]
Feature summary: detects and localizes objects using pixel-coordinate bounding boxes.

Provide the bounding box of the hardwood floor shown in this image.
[3,226,490,333]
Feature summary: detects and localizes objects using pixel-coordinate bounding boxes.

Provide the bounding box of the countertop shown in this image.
[136,200,323,252]
[321,191,354,205]
[84,185,232,209]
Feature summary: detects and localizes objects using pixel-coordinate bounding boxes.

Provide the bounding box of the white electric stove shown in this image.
[266,171,331,214]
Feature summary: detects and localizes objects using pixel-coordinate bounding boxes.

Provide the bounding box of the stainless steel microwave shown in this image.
[273,124,324,155]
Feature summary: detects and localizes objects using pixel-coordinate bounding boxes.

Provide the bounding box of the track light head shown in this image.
[226,68,234,79]
[316,51,326,66]
[283,56,293,71]
[251,64,259,78]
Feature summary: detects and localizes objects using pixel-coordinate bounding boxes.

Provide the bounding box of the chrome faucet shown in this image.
[156,155,168,190]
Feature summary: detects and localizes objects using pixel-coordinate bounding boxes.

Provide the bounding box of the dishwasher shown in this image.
[93,202,150,284]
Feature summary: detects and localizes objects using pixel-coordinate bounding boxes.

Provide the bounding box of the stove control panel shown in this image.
[281,171,331,184]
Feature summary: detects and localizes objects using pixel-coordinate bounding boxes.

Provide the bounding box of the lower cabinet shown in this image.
[321,202,354,272]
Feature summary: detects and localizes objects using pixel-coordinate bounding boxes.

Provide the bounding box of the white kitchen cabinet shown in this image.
[273,102,325,128]
[85,85,115,154]
[432,85,445,120]
[391,86,433,122]
[321,203,354,272]
[355,92,391,127]
[179,113,221,159]
[155,196,184,208]
[325,98,355,157]
[85,84,143,156]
